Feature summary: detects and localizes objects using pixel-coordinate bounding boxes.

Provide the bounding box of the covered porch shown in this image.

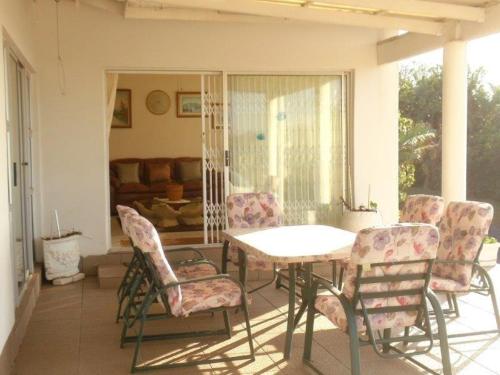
[2,0,500,374]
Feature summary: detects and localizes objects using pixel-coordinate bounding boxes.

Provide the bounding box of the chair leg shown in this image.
[348,329,362,375]
[451,293,460,317]
[223,310,232,339]
[303,304,316,361]
[242,301,255,360]
[427,291,453,375]
[130,316,146,373]
[382,329,391,353]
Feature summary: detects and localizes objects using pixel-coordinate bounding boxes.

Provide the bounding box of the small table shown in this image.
[153,197,193,210]
[222,225,356,359]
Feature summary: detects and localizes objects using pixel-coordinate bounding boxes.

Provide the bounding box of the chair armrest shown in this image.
[110,175,121,189]
[163,246,206,260]
[172,259,221,274]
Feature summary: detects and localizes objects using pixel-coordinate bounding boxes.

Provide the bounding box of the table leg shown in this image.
[238,248,248,288]
[284,263,296,359]
[294,262,312,328]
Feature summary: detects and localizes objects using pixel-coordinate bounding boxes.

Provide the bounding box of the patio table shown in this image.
[222,225,356,359]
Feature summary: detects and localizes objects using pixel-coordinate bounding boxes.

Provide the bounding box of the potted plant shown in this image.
[478,236,499,267]
[339,196,382,233]
[42,210,85,285]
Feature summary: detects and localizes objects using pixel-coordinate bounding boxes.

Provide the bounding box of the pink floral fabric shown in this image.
[174,263,218,281]
[400,195,445,226]
[126,215,183,316]
[432,201,494,288]
[178,278,242,316]
[429,275,469,292]
[316,224,439,332]
[226,193,284,270]
[116,205,139,236]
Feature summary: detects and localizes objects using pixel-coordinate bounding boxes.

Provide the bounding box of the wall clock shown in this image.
[146,90,170,115]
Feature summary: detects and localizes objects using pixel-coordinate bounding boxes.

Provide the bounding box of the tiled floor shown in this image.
[13,266,500,375]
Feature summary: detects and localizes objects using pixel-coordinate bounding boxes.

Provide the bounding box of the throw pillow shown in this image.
[116,163,140,184]
[147,163,171,183]
[178,160,202,182]
[179,203,203,218]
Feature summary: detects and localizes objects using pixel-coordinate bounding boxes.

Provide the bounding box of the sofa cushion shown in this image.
[183,179,203,191]
[116,163,140,184]
[146,163,171,184]
[178,160,202,182]
[118,183,149,193]
[150,181,171,193]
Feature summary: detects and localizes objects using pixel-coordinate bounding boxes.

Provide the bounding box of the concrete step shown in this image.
[97,264,127,289]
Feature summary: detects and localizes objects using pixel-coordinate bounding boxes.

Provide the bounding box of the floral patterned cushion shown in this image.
[116,205,139,235]
[430,275,469,292]
[400,195,445,226]
[432,201,494,287]
[174,263,218,281]
[226,193,284,269]
[126,215,183,316]
[177,278,242,316]
[318,224,439,332]
[315,295,418,332]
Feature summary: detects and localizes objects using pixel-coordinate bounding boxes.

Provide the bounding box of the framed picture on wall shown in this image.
[176,92,202,118]
[112,89,132,128]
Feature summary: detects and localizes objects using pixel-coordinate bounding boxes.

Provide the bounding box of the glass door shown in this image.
[227,74,347,226]
[5,48,34,298]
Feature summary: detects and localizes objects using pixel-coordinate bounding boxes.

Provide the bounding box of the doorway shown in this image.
[107,71,226,249]
[4,47,35,300]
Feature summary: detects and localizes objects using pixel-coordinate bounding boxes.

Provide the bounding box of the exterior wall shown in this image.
[0,0,37,358]
[109,74,202,160]
[34,2,399,256]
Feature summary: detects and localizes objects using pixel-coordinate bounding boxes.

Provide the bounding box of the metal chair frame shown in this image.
[303,259,454,375]
[122,247,255,373]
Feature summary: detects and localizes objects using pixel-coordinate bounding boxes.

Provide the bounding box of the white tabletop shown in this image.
[223,225,356,263]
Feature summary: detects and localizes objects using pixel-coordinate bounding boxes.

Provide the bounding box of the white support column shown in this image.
[442,40,467,203]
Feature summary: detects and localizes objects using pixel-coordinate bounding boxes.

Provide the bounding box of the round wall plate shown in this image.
[146,90,170,115]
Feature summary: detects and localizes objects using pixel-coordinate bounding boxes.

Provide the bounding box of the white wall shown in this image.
[0,0,37,356]
[34,2,399,256]
[109,74,202,159]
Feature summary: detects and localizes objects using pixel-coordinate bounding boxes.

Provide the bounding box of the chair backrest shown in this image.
[126,214,183,316]
[342,224,439,330]
[400,194,445,226]
[433,201,494,286]
[116,205,139,236]
[226,192,283,229]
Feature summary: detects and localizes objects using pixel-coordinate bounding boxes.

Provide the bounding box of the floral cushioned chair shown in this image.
[222,192,286,293]
[336,194,445,289]
[429,201,500,338]
[122,215,254,372]
[400,194,445,225]
[304,224,453,375]
[115,205,216,323]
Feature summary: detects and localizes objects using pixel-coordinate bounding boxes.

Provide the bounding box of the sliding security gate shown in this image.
[201,73,228,244]
[227,74,348,226]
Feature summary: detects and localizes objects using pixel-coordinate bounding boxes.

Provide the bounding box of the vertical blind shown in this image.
[228,75,347,225]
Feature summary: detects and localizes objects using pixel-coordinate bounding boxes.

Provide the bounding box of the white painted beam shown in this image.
[317,0,485,23]
[79,0,124,14]
[377,32,443,64]
[124,5,283,23]
[377,4,500,64]
[153,0,445,35]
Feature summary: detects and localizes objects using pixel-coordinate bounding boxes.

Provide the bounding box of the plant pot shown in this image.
[166,184,184,201]
[339,210,382,233]
[478,242,499,267]
[42,233,81,281]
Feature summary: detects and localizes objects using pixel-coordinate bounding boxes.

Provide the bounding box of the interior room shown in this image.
[108,73,206,248]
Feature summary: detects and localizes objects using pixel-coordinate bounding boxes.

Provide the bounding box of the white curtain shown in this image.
[106,73,119,137]
[228,75,346,225]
